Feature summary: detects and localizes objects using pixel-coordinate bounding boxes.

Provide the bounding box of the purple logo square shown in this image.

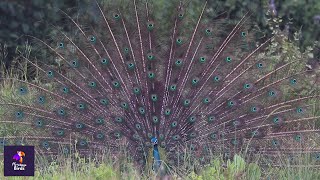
[4,146,35,176]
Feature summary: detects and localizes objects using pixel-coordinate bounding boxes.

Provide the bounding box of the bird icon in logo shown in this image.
[12,151,25,164]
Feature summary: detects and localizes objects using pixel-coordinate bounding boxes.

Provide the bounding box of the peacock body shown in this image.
[0,0,320,171]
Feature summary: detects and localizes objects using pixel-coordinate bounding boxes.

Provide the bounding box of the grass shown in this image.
[0,156,125,180]
[1,152,320,179]
[0,81,319,179]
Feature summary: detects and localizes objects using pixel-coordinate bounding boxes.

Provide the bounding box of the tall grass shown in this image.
[1,150,320,179]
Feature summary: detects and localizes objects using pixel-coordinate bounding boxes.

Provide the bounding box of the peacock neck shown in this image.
[152,144,161,171]
[153,144,160,160]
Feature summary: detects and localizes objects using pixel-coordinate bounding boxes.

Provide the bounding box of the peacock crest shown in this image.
[0,0,319,174]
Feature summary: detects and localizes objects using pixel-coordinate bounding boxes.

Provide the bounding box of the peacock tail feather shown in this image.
[0,0,319,171]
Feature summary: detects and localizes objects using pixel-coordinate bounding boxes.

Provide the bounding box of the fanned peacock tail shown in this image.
[1,0,320,171]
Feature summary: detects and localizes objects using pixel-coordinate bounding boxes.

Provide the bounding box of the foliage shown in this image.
[205,0,320,51]
[0,0,81,68]
[1,0,319,73]
[188,155,261,180]
[2,153,320,179]
[275,0,320,51]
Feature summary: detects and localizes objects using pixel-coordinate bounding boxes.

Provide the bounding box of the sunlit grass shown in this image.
[1,151,320,179]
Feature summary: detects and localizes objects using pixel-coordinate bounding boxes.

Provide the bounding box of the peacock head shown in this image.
[151,137,158,145]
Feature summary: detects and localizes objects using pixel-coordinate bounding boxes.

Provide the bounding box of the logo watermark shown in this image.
[4,146,34,176]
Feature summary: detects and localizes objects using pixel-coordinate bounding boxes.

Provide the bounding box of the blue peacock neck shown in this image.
[151,137,161,171]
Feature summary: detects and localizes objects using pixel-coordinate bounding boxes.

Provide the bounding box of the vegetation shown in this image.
[1,152,320,179]
[1,0,319,71]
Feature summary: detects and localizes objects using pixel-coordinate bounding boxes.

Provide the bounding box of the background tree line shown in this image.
[0,0,319,78]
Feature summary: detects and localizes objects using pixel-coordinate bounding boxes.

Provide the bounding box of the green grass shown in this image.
[1,152,320,179]
[0,157,125,180]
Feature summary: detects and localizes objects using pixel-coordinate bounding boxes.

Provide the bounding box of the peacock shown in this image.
[0,0,319,173]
